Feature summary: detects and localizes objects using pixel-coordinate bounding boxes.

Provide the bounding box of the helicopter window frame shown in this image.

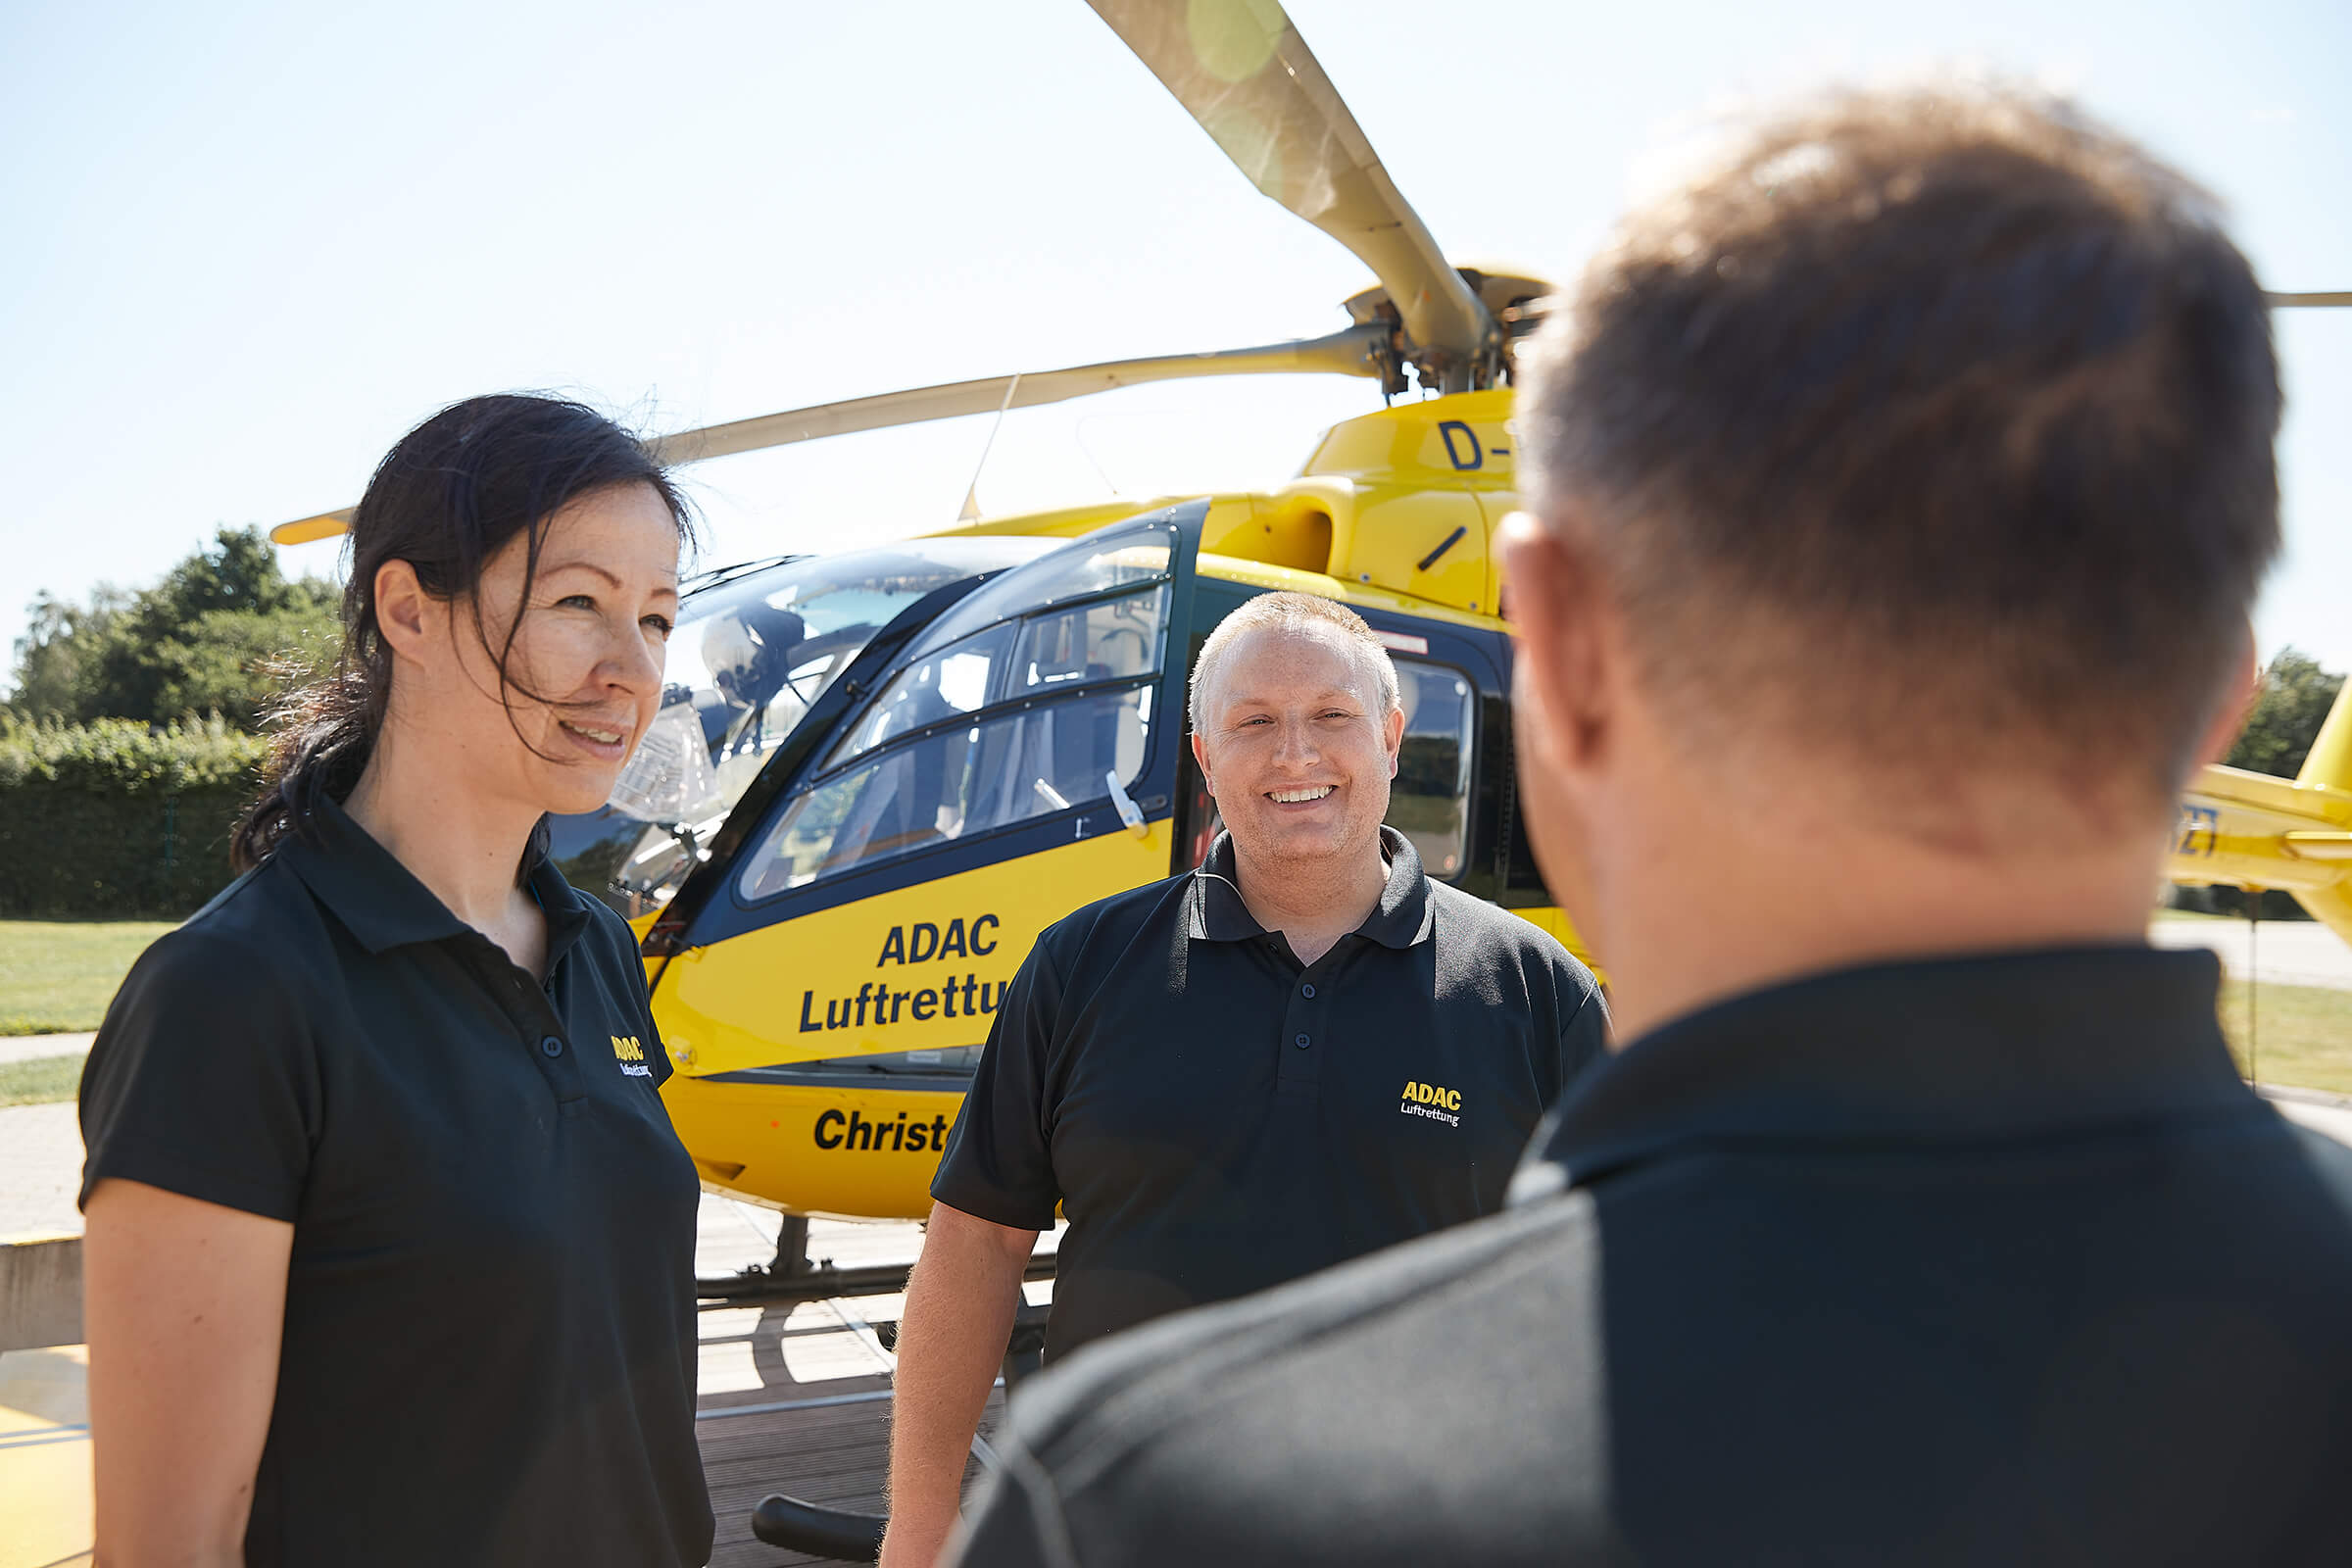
[735,673,1162,903]
[813,578,1173,782]
[901,520,1178,664]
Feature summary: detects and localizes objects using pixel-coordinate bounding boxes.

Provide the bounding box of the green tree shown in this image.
[8,585,132,721]
[2226,648,2346,780]
[6,527,339,729]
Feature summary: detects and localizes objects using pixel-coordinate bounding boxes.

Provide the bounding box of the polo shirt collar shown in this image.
[277,792,591,961]
[1188,824,1434,949]
[1512,946,2251,1201]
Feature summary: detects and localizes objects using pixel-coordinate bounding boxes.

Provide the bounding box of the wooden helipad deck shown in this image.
[695,1202,1038,1566]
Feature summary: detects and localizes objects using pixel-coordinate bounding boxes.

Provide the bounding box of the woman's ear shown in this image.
[371,560,434,660]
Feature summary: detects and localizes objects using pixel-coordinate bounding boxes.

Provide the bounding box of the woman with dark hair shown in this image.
[77,394,715,1567]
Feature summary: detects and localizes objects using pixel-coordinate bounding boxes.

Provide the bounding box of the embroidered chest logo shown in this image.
[611,1035,653,1078]
[1399,1080,1460,1127]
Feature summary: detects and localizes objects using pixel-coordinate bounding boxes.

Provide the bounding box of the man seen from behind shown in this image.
[951,85,2352,1567]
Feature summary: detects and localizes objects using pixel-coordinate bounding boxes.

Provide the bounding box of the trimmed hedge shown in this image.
[0,717,268,917]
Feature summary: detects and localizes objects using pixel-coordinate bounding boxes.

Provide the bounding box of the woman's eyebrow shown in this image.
[543,559,679,599]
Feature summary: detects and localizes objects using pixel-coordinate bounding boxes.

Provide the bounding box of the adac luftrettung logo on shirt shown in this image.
[1400,1081,1460,1127]
[612,1035,652,1078]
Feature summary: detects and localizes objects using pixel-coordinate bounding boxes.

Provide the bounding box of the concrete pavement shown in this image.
[0,1033,92,1068]
[2268,1090,2352,1148]
[0,1103,83,1243]
[2147,918,2352,992]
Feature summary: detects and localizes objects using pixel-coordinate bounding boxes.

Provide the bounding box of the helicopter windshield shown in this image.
[555,536,1055,912]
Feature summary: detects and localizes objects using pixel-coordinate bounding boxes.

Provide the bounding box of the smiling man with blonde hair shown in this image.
[880,590,1603,1567]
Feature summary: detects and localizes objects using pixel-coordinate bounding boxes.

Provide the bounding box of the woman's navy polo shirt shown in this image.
[78,795,712,1568]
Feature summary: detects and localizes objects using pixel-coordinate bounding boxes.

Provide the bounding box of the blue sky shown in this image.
[4,0,2346,689]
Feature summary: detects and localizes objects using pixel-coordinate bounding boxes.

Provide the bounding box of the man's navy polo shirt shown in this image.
[931,826,1607,1361]
[78,794,712,1568]
[956,947,2352,1568]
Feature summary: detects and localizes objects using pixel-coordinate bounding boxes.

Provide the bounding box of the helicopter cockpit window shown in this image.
[830,622,1017,763]
[740,684,1155,899]
[908,526,1172,657]
[825,582,1170,770]
[738,521,1178,900]
[1013,589,1163,693]
[574,536,1056,914]
[1387,659,1476,878]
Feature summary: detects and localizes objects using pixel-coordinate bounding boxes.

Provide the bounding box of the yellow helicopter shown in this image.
[270,0,2352,1250]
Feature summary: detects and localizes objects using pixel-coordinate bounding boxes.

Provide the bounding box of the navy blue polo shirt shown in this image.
[931,827,1607,1361]
[953,947,2352,1568]
[78,794,712,1568]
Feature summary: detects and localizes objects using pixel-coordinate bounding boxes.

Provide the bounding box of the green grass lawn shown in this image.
[2221,979,2352,1096]
[0,918,177,1035]
[0,1054,86,1106]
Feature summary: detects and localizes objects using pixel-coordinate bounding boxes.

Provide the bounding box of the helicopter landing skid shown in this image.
[695,1214,1058,1311]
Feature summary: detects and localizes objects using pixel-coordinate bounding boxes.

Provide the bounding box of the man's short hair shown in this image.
[1517,85,2281,802]
[1189,592,1401,730]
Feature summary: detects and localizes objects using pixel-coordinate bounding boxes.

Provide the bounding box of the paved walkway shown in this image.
[0,1034,92,1068]
[2147,918,2352,992]
[0,1103,83,1242]
[2268,1090,2352,1147]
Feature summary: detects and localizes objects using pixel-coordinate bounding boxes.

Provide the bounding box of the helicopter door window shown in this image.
[829,622,1016,765]
[1013,584,1169,695]
[1387,659,1477,879]
[739,684,1157,901]
[910,524,1175,657]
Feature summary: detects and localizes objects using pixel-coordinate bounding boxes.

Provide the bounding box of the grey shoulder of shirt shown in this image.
[1000,1189,1600,1479]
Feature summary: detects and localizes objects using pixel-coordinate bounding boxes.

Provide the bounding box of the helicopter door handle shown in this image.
[1105,770,1150,838]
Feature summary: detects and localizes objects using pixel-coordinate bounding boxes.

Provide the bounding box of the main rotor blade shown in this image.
[2270,292,2352,307]
[267,325,1386,544]
[648,324,1384,466]
[1084,0,1492,389]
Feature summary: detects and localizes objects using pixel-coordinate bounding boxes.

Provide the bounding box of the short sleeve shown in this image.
[78,928,321,1221]
[929,938,1065,1231]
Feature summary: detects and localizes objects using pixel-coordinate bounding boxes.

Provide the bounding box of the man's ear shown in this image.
[2193,624,2263,769]
[372,559,433,661]
[1191,727,1215,799]
[1496,511,1612,773]
[1385,701,1405,778]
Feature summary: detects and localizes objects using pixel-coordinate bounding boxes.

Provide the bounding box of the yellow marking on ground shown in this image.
[0,1345,91,1568]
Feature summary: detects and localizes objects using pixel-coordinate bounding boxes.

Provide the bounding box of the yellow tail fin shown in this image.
[2295,680,2352,794]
